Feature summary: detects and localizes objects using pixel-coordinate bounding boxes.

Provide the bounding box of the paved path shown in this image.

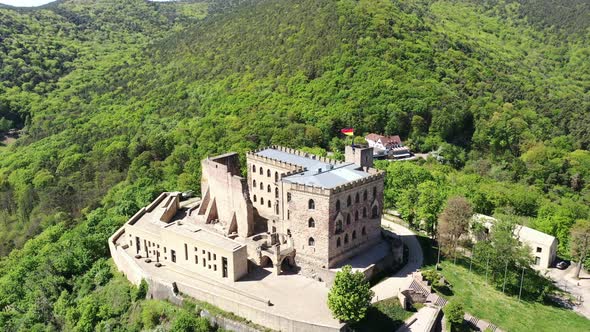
[371,218,424,303]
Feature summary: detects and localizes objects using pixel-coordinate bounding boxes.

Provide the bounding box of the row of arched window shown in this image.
[252,180,280,198]
[252,165,280,182]
[334,187,378,212]
[335,227,366,248]
[252,195,273,208]
[333,206,378,234]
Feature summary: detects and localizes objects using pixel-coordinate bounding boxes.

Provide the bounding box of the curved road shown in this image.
[371,218,424,303]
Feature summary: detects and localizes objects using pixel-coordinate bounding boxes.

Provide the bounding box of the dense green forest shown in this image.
[0,0,589,330]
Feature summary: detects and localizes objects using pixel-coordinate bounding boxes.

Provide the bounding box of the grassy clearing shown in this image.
[351,298,414,332]
[417,236,590,331]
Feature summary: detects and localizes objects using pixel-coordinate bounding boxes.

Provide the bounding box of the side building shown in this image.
[246,145,385,269]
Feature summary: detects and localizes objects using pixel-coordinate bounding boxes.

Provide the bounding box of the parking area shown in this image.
[545,263,590,319]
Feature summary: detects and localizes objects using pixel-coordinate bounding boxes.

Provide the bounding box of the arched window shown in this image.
[268,200,271,208]
[267,185,271,193]
[275,204,279,214]
[335,220,343,234]
[260,182,263,190]
[363,190,368,201]
[287,192,292,202]
[346,214,351,225]
[267,169,271,177]
[260,167,263,175]
[352,230,357,240]
[308,199,315,210]
[335,200,341,211]
[308,218,315,228]
[287,229,292,237]
[253,195,257,202]
[363,207,367,218]
[355,210,359,221]
[355,193,360,203]
[362,227,366,235]
[372,205,378,218]
[344,234,349,244]
[373,186,377,198]
[275,171,279,182]
[336,237,341,248]
[347,195,351,207]
[261,197,264,205]
[253,179,256,187]
[252,165,256,173]
[308,237,315,247]
[275,187,279,198]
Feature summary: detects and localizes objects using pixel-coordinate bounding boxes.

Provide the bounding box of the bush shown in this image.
[443,301,464,327]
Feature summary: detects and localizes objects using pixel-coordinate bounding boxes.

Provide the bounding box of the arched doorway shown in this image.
[280,255,297,274]
[260,255,274,268]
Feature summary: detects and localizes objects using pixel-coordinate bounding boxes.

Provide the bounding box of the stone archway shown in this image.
[260,255,274,268]
[279,254,298,274]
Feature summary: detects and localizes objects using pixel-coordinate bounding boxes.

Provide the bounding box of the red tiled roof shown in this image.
[380,135,402,145]
[365,133,383,142]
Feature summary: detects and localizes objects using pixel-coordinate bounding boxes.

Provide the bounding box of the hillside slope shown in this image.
[0,0,589,330]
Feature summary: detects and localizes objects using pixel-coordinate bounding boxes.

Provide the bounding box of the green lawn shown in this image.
[415,236,590,331]
[351,298,414,332]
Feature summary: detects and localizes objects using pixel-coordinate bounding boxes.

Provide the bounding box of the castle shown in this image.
[112,145,385,282]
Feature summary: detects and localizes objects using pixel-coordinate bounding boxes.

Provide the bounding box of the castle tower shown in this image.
[345,145,373,168]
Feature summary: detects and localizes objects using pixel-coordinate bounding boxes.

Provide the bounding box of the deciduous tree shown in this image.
[570,220,590,279]
[327,265,373,324]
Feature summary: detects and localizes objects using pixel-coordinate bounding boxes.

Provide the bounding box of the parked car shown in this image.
[556,261,570,270]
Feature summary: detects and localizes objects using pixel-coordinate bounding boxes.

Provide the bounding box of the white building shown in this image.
[365,133,411,158]
[471,214,558,269]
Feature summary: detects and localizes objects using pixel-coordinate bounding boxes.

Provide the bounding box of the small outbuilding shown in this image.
[470,214,558,269]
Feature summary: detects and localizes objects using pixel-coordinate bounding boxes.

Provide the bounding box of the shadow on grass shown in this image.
[350,298,412,332]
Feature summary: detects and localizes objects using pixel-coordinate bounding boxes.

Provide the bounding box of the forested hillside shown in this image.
[0,0,589,330]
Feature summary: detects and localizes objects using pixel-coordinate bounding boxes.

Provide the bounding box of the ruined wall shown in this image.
[199,153,254,238]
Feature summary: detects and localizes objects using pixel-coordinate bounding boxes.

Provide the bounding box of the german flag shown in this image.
[340,128,354,136]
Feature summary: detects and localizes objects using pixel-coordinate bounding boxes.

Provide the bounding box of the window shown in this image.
[203,258,206,267]
[222,257,228,278]
[253,194,257,202]
[287,229,292,237]
[308,237,315,246]
[536,247,542,253]
[373,186,377,198]
[535,256,541,265]
[287,210,290,220]
[355,210,359,221]
[275,187,279,198]
[267,169,271,177]
[275,204,279,214]
[346,214,351,225]
[195,255,198,264]
[267,200,271,208]
[267,184,271,193]
[363,207,367,218]
[337,237,341,247]
[372,205,378,218]
[308,199,315,210]
[347,195,351,207]
[214,265,217,271]
[287,192,291,202]
[355,193,360,203]
[260,182,263,190]
[208,252,211,260]
[344,234,349,244]
[213,254,217,260]
[260,167,263,175]
[261,197,264,205]
[171,250,176,263]
[253,179,256,188]
[184,243,188,260]
[335,220,343,234]
[252,165,256,173]
[362,227,366,235]
[275,171,279,182]
[194,246,198,252]
[308,218,315,228]
[335,200,341,211]
[352,230,357,240]
[363,190,367,201]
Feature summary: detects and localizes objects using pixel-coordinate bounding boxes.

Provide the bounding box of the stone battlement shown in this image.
[331,170,385,194]
[246,151,304,172]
